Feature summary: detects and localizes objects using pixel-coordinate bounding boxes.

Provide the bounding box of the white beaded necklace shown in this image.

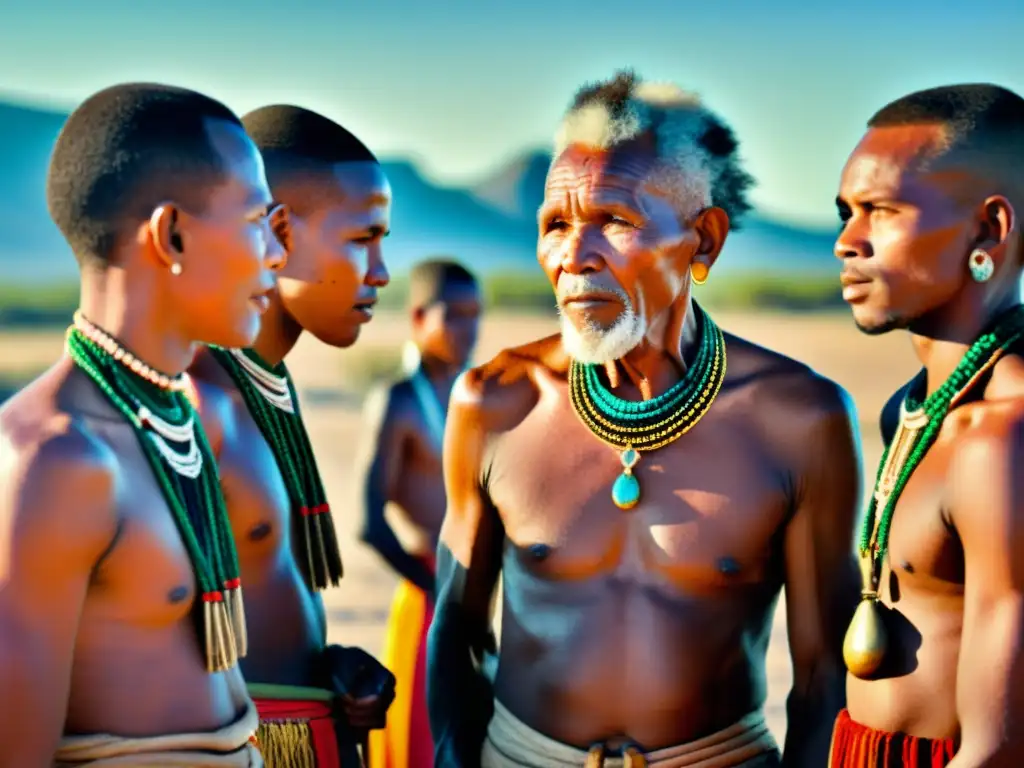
[227,348,295,414]
[74,311,202,478]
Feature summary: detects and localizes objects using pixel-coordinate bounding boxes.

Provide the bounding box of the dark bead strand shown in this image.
[208,346,343,589]
[858,306,1024,563]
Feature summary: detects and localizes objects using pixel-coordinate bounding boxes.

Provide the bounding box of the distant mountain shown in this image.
[0,99,838,284]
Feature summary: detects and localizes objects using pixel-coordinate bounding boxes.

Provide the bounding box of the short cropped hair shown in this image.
[241,105,378,216]
[46,82,243,266]
[408,258,478,310]
[867,84,1024,179]
[553,70,754,228]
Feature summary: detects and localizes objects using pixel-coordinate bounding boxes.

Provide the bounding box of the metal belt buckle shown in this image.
[585,743,646,767]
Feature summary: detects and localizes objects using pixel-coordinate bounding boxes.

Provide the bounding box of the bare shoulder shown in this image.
[946,398,1024,548]
[363,376,418,423]
[724,330,855,422]
[949,398,1024,486]
[451,334,564,434]
[0,383,119,558]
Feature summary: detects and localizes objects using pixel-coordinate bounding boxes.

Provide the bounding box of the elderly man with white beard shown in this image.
[426,69,863,768]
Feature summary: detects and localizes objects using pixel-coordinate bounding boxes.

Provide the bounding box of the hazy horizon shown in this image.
[2,1,1023,231]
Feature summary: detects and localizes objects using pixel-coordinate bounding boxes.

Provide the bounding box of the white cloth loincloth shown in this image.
[54,698,262,767]
[481,698,779,767]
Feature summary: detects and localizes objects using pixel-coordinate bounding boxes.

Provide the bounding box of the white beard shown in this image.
[559,301,646,364]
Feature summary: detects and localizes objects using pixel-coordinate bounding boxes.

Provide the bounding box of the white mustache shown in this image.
[556,275,628,304]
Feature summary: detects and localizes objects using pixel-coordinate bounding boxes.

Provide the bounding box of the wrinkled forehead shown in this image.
[840,124,954,201]
[544,143,671,207]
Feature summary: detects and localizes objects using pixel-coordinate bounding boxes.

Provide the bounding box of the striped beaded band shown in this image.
[569,303,727,452]
[73,310,189,392]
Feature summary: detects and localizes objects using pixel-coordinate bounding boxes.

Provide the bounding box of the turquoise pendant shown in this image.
[612,447,641,510]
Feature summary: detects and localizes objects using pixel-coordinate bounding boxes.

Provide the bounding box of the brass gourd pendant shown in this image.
[843,554,888,678]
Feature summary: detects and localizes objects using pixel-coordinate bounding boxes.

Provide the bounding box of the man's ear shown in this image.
[146,203,184,273]
[693,206,730,270]
[972,195,1015,252]
[269,203,293,255]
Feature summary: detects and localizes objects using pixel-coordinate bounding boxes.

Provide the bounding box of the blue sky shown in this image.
[2,0,1022,228]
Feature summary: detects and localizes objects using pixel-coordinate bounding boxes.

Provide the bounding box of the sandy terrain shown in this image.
[0,309,920,750]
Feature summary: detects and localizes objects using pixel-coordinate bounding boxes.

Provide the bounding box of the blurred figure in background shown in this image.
[357,258,482,768]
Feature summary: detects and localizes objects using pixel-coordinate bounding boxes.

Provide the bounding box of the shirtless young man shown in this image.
[831,84,1024,768]
[188,105,395,768]
[0,83,286,766]
[427,70,863,768]
[358,258,482,768]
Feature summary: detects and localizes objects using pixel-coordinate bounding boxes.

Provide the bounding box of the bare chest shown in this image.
[218,406,294,557]
[877,439,963,600]
[88,426,207,627]
[488,388,791,593]
[404,411,444,476]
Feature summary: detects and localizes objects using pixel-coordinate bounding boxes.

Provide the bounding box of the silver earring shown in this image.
[170,262,183,276]
[968,249,994,283]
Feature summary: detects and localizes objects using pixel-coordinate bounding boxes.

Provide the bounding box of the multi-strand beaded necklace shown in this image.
[843,304,1024,678]
[67,312,246,672]
[568,302,728,510]
[208,346,343,590]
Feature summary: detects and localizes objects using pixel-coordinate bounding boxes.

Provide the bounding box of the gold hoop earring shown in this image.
[690,261,709,285]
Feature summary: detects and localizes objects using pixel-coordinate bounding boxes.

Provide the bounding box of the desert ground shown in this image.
[0,309,920,749]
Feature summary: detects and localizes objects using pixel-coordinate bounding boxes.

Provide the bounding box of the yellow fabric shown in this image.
[367,577,428,768]
[481,699,779,768]
[54,699,261,767]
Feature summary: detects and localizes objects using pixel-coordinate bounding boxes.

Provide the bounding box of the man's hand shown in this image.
[322,645,396,730]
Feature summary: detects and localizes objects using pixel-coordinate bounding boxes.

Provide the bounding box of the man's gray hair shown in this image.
[553,70,755,227]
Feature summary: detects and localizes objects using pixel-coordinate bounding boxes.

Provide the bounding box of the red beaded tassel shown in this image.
[202,591,238,673]
[300,503,344,590]
[223,578,248,659]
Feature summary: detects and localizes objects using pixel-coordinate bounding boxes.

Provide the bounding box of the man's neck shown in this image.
[417,351,461,393]
[910,292,1021,397]
[249,293,302,366]
[79,268,194,377]
[610,294,698,401]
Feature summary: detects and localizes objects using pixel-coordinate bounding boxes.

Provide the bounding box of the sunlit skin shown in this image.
[0,118,285,767]
[270,161,393,353]
[835,124,1024,765]
[538,143,717,390]
[188,160,392,735]
[428,141,861,767]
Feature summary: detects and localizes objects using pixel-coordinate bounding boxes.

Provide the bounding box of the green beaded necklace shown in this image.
[568,302,728,510]
[843,304,1024,679]
[208,346,343,591]
[66,326,246,673]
